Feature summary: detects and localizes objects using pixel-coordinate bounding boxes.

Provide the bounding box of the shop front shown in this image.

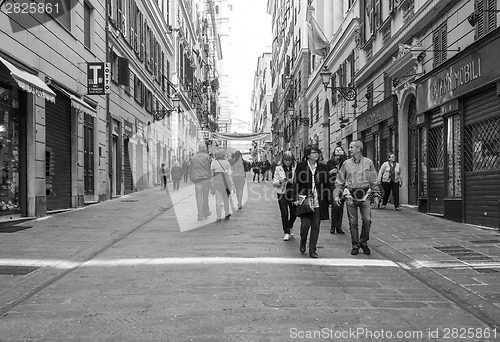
[415,30,500,228]
[0,55,56,217]
[356,95,398,170]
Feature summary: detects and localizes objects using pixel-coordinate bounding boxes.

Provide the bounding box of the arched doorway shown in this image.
[407,96,418,205]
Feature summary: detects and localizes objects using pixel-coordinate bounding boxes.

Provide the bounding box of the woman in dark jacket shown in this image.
[293,144,331,258]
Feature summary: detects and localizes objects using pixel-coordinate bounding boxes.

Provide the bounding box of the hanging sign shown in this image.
[87,62,111,95]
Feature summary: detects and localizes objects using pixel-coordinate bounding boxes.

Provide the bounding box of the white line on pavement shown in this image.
[0,257,400,269]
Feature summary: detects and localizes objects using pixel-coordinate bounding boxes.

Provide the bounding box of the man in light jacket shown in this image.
[190,144,212,221]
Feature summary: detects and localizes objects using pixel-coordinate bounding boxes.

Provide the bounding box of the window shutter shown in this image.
[441,24,447,64]
[433,28,441,66]
[118,57,130,86]
[487,0,497,32]
[476,0,485,39]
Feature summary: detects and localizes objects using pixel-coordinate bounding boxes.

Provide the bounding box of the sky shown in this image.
[227,0,272,121]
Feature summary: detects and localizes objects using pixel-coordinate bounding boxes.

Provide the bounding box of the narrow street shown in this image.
[0,179,499,341]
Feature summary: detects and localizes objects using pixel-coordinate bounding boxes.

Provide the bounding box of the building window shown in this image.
[84,2,92,49]
[433,22,447,67]
[367,82,373,109]
[475,0,497,39]
[315,97,319,123]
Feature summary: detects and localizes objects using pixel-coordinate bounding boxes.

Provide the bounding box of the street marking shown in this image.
[0,257,400,269]
[411,260,500,269]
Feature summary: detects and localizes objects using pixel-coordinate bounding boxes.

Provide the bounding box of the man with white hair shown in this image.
[190,143,212,221]
[334,140,379,256]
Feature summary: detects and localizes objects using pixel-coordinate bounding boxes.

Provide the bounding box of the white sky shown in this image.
[227,0,272,121]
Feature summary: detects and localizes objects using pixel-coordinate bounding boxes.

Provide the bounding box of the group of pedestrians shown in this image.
[272,141,403,258]
[251,159,274,183]
[160,159,191,191]
[190,144,247,222]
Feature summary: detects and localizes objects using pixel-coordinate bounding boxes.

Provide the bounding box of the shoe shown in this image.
[300,245,306,254]
[336,228,345,234]
[216,218,222,222]
[225,214,231,220]
[309,251,318,258]
[395,207,401,211]
[197,216,203,221]
[290,229,295,237]
[381,205,386,209]
[205,211,212,217]
[361,245,371,255]
[330,228,335,234]
[283,233,290,241]
[351,247,359,255]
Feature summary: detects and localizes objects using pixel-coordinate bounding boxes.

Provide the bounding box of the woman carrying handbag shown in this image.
[211,149,232,221]
[293,145,331,258]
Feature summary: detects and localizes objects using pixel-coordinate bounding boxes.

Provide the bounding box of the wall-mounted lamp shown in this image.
[319,66,357,101]
[152,94,181,122]
[468,9,500,27]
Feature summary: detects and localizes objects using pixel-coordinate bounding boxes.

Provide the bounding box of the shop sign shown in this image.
[87,62,111,95]
[416,36,500,113]
[356,96,396,131]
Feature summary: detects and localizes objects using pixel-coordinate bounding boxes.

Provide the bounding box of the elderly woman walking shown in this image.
[273,151,297,241]
[211,149,232,221]
[378,152,403,210]
[293,145,331,258]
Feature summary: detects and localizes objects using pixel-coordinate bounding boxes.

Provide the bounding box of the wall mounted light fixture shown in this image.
[319,66,357,101]
[152,94,181,122]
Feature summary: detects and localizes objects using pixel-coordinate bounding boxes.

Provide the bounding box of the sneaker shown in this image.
[351,247,359,255]
[395,206,401,211]
[381,205,386,209]
[283,233,290,241]
[290,229,295,237]
[197,216,203,221]
[361,245,371,255]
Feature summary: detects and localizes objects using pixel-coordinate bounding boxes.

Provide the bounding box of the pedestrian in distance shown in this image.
[229,150,246,210]
[160,163,169,190]
[326,145,347,234]
[211,149,232,222]
[252,160,262,183]
[293,144,331,258]
[272,151,297,241]
[334,140,379,256]
[182,160,190,182]
[171,161,183,191]
[377,152,403,211]
[271,160,277,180]
[263,158,271,181]
[190,143,212,221]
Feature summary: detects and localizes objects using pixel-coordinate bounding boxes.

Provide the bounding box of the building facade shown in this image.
[0,0,107,216]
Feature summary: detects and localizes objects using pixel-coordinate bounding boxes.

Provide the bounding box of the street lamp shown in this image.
[152,94,181,122]
[319,65,357,101]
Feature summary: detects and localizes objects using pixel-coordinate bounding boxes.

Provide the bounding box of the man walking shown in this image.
[190,144,212,221]
[334,140,379,256]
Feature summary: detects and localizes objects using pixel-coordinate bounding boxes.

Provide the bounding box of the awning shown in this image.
[0,56,56,103]
[209,132,271,141]
[52,84,97,117]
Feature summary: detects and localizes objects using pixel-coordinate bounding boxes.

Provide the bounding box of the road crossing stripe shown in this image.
[0,257,400,269]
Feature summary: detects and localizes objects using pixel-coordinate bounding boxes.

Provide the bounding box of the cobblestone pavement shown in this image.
[0,178,499,341]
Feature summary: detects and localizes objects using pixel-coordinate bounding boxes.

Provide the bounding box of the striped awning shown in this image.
[0,56,56,103]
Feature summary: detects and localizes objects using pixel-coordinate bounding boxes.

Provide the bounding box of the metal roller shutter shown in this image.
[136,143,144,190]
[123,138,133,193]
[427,109,444,215]
[463,86,500,227]
[45,88,72,211]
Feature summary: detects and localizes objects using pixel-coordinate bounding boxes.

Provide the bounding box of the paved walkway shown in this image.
[0,178,499,340]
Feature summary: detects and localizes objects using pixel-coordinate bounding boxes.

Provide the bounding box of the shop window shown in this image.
[464,116,500,172]
[419,127,428,197]
[446,115,462,198]
[428,126,444,169]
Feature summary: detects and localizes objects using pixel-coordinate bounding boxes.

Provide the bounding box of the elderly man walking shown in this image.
[190,143,212,221]
[334,140,379,256]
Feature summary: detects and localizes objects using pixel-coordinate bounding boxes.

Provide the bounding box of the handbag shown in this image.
[296,197,314,217]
